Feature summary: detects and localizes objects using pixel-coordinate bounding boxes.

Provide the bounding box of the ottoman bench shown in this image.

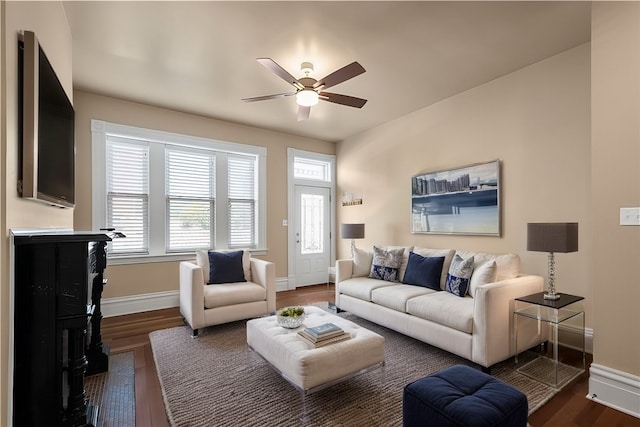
[403,364,528,427]
[247,305,385,394]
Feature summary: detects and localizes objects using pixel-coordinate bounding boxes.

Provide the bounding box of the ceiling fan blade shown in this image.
[319,92,368,108]
[257,58,304,90]
[241,92,296,102]
[313,62,366,90]
[297,105,311,121]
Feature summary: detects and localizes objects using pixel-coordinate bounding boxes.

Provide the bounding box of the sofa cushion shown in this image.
[468,260,497,297]
[455,250,520,281]
[203,282,266,309]
[353,247,373,277]
[445,254,474,297]
[339,277,398,302]
[207,250,246,284]
[406,292,474,334]
[372,284,436,312]
[370,246,405,282]
[412,247,456,289]
[197,249,251,283]
[402,252,445,290]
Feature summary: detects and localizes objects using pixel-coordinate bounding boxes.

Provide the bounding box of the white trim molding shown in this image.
[276,277,290,292]
[102,291,180,318]
[588,363,640,419]
[103,276,292,317]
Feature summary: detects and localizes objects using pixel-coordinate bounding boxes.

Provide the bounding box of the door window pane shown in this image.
[300,194,324,254]
[294,157,330,182]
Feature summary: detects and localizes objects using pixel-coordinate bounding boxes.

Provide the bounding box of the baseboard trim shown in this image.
[557,325,594,354]
[102,291,180,318]
[587,363,640,419]
[276,277,289,292]
[103,277,292,317]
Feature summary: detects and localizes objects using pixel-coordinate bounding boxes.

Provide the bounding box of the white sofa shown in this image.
[180,255,276,336]
[335,246,544,370]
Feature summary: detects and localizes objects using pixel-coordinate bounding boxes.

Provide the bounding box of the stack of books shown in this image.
[298,322,351,348]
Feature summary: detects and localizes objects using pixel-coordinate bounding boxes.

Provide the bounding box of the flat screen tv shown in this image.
[18,30,75,208]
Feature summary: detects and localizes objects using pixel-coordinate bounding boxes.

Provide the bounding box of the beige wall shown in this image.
[591,2,640,376]
[337,45,592,327]
[1,1,73,424]
[73,91,335,298]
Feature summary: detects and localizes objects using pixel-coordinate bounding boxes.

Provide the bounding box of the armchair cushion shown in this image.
[207,250,246,284]
[197,249,251,283]
[204,282,267,309]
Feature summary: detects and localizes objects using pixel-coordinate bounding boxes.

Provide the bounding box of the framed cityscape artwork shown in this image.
[411,160,501,236]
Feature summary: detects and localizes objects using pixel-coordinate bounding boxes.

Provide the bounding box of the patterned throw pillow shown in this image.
[445,254,475,297]
[369,246,404,282]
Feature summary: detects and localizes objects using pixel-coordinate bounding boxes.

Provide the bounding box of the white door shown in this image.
[294,185,331,286]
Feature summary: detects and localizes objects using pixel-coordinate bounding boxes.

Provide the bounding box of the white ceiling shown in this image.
[63,1,591,142]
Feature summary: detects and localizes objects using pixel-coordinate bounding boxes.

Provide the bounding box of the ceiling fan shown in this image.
[242,58,367,121]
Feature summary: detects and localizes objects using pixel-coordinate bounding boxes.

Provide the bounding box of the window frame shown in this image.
[91,119,267,265]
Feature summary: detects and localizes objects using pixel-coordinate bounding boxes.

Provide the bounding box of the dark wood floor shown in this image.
[101,284,640,427]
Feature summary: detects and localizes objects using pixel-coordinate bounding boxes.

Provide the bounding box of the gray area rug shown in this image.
[84,352,136,427]
[150,313,557,427]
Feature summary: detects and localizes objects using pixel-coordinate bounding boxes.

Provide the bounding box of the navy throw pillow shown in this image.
[402,252,445,290]
[208,250,246,284]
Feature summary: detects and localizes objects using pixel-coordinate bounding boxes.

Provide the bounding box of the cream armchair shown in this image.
[180,257,276,336]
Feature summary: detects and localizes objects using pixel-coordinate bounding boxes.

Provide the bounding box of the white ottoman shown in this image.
[247,305,385,394]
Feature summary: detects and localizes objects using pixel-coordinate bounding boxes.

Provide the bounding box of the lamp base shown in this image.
[543,292,561,301]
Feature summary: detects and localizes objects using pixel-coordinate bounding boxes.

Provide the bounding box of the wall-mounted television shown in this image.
[18,30,75,208]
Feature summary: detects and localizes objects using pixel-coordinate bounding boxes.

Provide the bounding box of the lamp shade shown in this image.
[527,223,578,253]
[341,223,365,240]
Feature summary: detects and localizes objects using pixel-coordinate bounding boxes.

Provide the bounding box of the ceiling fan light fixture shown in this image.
[296,89,319,107]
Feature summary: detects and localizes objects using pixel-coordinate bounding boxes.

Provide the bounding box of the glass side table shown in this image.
[513,292,585,389]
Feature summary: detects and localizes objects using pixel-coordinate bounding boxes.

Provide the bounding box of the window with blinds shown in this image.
[106,137,149,254]
[228,154,257,248]
[93,119,266,261]
[166,148,215,252]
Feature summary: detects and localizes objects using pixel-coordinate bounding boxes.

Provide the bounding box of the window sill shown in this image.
[107,249,268,266]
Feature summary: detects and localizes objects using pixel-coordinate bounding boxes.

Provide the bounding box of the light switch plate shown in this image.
[282,219,288,227]
[620,207,640,226]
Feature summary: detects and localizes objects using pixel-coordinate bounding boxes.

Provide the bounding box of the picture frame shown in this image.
[411,160,501,236]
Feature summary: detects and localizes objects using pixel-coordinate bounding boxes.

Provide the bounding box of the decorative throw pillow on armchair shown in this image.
[196,249,252,284]
[207,250,246,284]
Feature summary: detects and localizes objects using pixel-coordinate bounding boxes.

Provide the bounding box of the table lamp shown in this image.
[341,223,365,255]
[527,222,578,300]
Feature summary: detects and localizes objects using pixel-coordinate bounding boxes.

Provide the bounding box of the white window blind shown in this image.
[92,120,267,262]
[106,137,149,254]
[228,154,256,248]
[166,148,215,252]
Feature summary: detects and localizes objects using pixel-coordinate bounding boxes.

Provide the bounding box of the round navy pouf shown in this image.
[403,365,528,427]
